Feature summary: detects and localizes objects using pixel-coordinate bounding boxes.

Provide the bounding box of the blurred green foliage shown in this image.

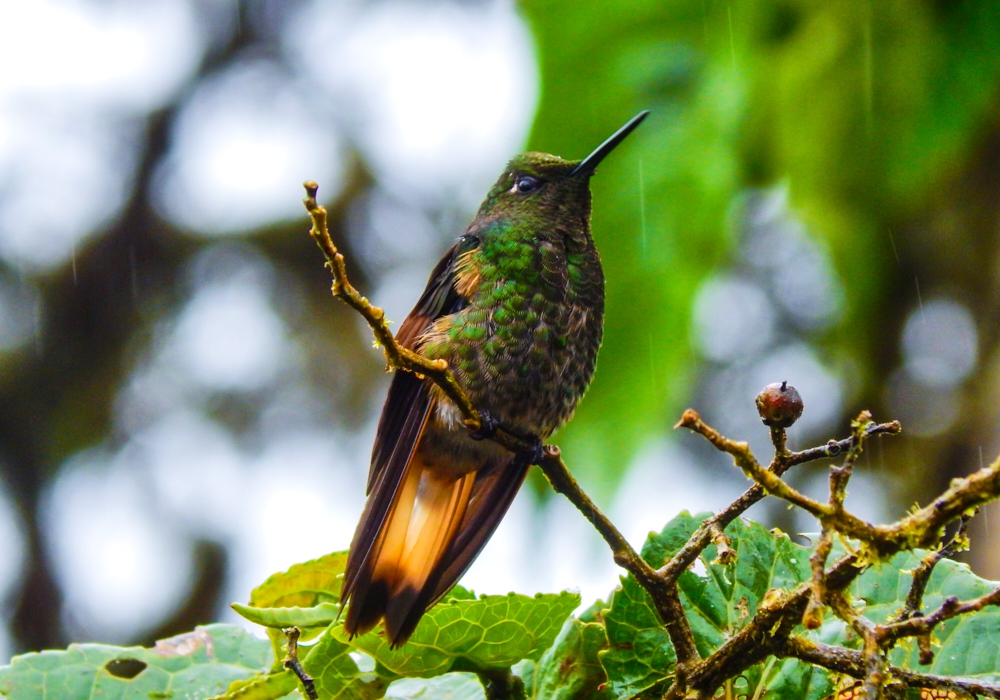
[519,0,1000,493]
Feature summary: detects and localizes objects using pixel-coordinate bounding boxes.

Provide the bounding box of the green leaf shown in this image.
[821,551,1000,683]
[250,552,347,609]
[208,670,298,700]
[526,616,611,700]
[232,602,341,630]
[302,627,386,700]
[602,513,1000,699]
[343,591,580,678]
[244,551,348,664]
[600,512,700,699]
[441,586,477,602]
[0,624,271,700]
[601,513,814,699]
[385,674,485,700]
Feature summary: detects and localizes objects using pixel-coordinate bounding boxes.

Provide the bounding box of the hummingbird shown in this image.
[341,111,649,646]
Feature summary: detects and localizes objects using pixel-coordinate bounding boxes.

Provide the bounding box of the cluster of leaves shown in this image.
[3,511,999,700]
[602,515,1000,699]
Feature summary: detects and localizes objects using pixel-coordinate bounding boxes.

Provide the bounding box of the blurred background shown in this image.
[0,0,999,657]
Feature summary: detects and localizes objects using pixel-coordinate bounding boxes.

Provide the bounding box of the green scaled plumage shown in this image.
[342,112,649,648]
[419,152,603,439]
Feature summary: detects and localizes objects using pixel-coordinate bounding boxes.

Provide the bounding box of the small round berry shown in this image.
[755,381,804,429]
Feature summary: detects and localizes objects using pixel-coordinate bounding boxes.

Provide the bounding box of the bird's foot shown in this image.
[515,435,545,466]
[468,408,499,441]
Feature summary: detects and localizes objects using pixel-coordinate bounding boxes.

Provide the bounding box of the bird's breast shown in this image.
[420,242,603,438]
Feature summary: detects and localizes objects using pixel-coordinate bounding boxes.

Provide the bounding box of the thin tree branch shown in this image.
[804,414,872,631]
[707,522,735,565]
[829,592,885,700]
[802,527,833,630]
[680,554,862,697]
[536,446,700,667]
[786,421,901,467]
[677,408,1000,558]
[896,513,974,624]
[660,415,900,587]
[304,182,525,454]
[783,636,1000,699]
[877,587,1000,646]
[886,512,975,664]
[282,627,318,700]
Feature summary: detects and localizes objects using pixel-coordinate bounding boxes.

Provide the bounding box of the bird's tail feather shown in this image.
[343,448,476,645]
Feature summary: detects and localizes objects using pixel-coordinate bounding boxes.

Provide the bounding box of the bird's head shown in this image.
[474,111,649,226]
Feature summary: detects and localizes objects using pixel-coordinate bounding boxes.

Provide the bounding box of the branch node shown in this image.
[917,635,934,666]
[674,409,700,430]
[282,627,318,700]
[709,523,735,565]
[303,180,319,201]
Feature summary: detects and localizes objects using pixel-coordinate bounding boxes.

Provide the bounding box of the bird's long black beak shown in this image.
[570,110,650,177]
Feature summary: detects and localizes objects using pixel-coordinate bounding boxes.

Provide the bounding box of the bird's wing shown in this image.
[366,240,470,492]
[343,238,472,602]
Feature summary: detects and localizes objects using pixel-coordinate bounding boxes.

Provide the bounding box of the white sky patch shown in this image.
[0,108,142,270]
[902,298,978,389]
[0,0,201,111]
[167,276,290,392]
[224,431,364,614]
[287,0,537,209]
[693,275,776,363]
[43,450,194,643]
[131,412,246,536]
[153,59,345,235]
[0,0,203,270]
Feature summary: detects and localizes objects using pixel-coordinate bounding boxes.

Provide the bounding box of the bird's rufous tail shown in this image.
[343,442,477,645]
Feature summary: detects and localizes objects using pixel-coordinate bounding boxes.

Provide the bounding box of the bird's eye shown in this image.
[513,176,540,194]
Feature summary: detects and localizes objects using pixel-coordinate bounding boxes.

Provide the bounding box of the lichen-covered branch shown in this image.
[877,587,1000,647]
[804,413,871,632]
[669,407,1000,697]
[783,636,1000,699]
[679,553,864,698]
[896,513,973,624]
[655,417,899,586]
[802,528,832,630]
[830,592,886,700]
[885,512,975,664]
[661,409,899,589]
[678,405,1000,563]
[785,420,901,467]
